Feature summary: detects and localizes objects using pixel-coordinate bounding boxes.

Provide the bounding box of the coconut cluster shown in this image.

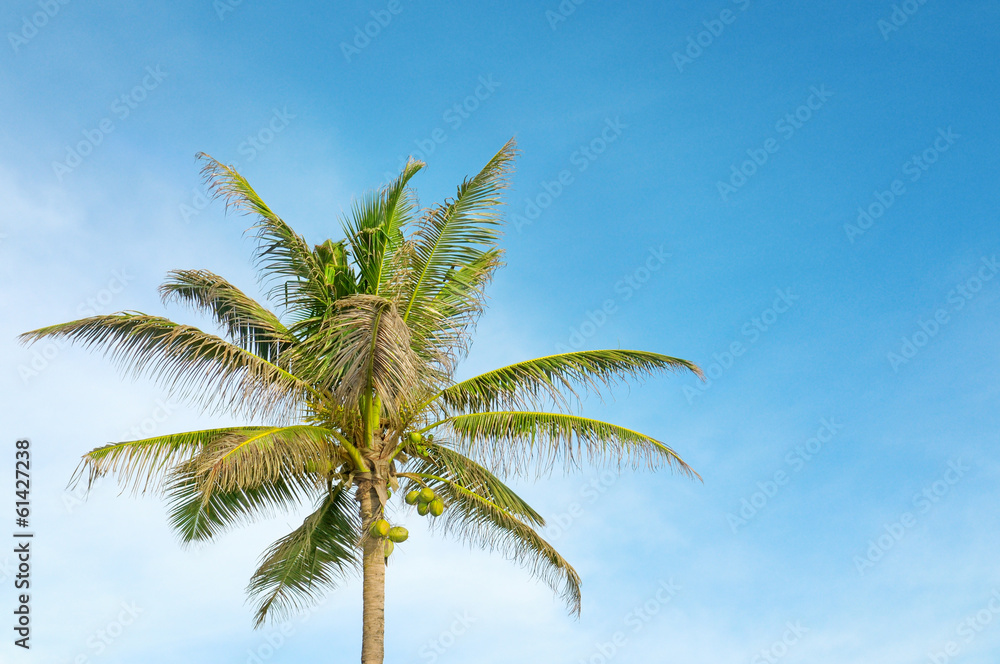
[405,430,432,455]
[405,486,444,517]
[370,518,408,558]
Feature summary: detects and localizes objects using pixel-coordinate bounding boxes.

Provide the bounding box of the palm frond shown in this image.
[197,154,330,315]
[188,425,336,492]
[404,441,544,526]
[290,295,422,413]
[159,269,295,362]
[420,249,504,369]
[69,427,251,494]
[164,469,319,543]
[19,314,317,421]
[437,411,697,478]
[438,350,703,412]
[247,488,360,627]
[343,159,424,295]
[402,467,581,615]
[400,139,516,365]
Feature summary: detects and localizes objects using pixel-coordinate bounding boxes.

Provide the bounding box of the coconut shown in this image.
[404,490,420,505]
[429,498,444,517]
[417,502,430,516]
[419,487,435,503]
[370,519,391,538]
[406,431,423,445]
[383,540,394,558]
[387,526,409,543]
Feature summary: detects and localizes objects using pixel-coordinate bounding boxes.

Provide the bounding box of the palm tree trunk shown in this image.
[358,483,386,664]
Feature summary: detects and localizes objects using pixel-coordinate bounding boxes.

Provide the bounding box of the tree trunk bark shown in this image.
[358,483,386,664]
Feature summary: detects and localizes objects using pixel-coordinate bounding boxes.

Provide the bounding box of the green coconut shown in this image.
[404,490,421,505]
[370,519,391,538]
[429,498,444,517]
[417,501,430,516]
[383,540,394,558]
[387,526,409,543]
[406,431,423,445]
[418,487,435,503]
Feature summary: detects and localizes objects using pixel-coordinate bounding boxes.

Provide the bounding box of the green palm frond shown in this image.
[285,239,361,342]
[401,139,516,365]
[437,350,704,413]
[159,269,295,362]
[188,425,336,492]
[343,159,424,295]
[247,488,360,627]
[424,249,505,366]
[164,469,319,543]
[69,427,252,494]
[313,238,359,299]
[197,154,330,315]
[19,314,318,420]
[404,441,544,526]
[437,411,697,478]
[403,468,581,615]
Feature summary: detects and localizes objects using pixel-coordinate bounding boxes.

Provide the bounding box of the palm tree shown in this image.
[20,139,701,664]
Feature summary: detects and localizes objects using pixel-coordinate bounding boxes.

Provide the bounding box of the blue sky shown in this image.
[2,0,999,662]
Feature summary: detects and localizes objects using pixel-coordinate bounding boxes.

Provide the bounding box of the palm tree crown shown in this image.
[20,139,701,663]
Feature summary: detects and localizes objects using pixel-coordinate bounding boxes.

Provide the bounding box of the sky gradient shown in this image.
[2,1,999,662]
